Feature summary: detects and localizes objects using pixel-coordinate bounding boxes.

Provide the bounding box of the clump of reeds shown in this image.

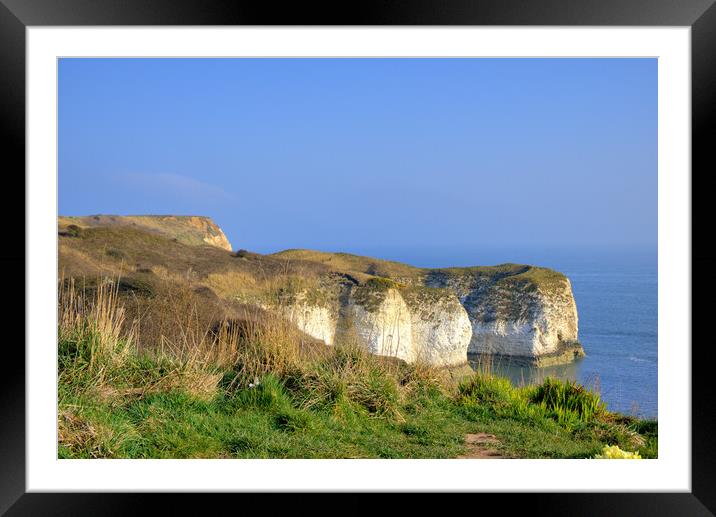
[58,275,226,400]
[58,276,136,388]
[291,341,403,419]
[529,377,607,425]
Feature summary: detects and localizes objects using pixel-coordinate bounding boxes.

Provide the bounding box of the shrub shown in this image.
[530,377,606,426]
[60,224,83,237]
[458,374,518,408]
[59,276,224,401]
[290,342,403,420]
[106,248,126,260]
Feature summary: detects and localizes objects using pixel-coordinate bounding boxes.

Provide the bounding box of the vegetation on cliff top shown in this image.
[59,220,571,316]
[59,214,231,250]
[274,249,569,294]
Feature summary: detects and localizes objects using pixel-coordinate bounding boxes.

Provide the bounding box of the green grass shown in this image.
[58,320,658,459]
[56,225,656,460]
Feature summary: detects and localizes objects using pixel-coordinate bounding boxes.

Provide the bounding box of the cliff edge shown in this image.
[58,217,584,368]
[59,214,232,251]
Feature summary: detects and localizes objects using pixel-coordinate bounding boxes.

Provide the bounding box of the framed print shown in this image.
[3,0,715,514]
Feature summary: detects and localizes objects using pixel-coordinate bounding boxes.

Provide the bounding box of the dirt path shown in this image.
[457,433,507,459]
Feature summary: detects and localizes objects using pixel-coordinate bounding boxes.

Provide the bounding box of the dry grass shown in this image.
[205,270,259,299]
[58,409,123,458]
[59,214,229,249]
[59,269,447,424]
[59,274,231,401]
[58,271,332,400]
[59,275,136,375]
[272,249,419,279]
[204,269,323,306]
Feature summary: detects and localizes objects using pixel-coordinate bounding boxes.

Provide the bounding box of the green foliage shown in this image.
[529,377,606,427]
[352,277,405,312]
[234,374,293,411]
[59,359,658,459]
[363,277,402,290]
[459,375,518,408]
[288,345,402,419]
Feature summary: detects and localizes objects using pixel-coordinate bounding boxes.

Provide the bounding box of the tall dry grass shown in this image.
[59,276,136,380]
[59,275,228,399]
[58,272,447,418]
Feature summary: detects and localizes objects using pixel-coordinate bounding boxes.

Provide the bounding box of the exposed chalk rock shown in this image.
[281,303,338,346]
[280,279,473,367]
[425,267,583,365]
[348,284,415,363]
[401,286,472,367]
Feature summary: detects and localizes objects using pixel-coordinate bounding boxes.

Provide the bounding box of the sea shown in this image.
[364,247,658,419]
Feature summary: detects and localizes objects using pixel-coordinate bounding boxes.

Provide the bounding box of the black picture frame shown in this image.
[2,0,714,514]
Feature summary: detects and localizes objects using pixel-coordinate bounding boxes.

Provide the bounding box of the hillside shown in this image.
[59,214,233,251]
[58,215,583,367]
[56,215,655,460]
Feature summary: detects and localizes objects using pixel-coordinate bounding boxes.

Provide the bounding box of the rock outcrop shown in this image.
[58,214,233,251]
[402,286,474,367]
[279,267,583,368]
[348,283,416,362]
[424,266,584,366]
[273,278,473,367]
[281,302,338,347]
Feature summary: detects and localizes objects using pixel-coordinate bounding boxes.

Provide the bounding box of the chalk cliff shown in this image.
[58,216,584,368]
[424,266,584,366]
[278,268,582,368]
[271,279,473,367]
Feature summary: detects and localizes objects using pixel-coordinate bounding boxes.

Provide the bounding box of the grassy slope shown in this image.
[57,280,656,460]
[272,248,566,290]
[59,222,569,302]
[58,225,568,328]
[57,219,656,459]
[59,353,657,460]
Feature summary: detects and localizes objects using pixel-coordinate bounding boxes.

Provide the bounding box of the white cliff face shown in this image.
[349,288,415,362]
[402,287,472,367]
[280,267,581,367]
[282,303,338,346]
[468,281,579,358]
[426,269,581,362]
[280,282,472,367]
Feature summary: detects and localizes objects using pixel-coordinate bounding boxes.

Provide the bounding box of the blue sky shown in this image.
[59,58,656,264]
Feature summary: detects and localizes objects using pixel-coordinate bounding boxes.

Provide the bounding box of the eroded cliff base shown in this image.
[469,340,586,369]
